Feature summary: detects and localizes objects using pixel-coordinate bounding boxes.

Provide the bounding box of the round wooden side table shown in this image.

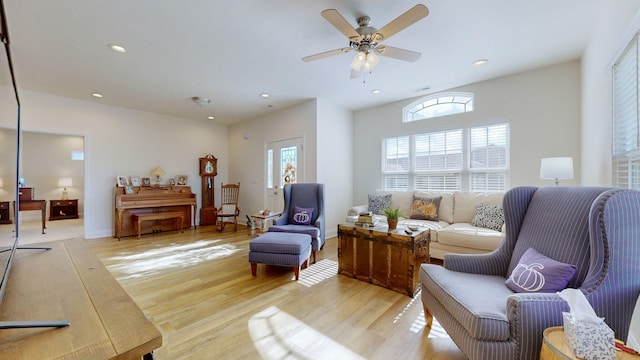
[540,326,639,360]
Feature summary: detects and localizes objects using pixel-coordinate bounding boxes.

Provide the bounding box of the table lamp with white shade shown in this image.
[540,157,574,185]
[58,177,73,200]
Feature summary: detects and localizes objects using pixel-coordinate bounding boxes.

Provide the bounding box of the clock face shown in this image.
[200,156,217,176]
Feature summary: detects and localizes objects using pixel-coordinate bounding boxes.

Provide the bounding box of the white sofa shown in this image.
[347,191,505,260]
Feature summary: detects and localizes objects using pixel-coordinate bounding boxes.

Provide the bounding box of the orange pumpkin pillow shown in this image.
[409,196,442,221]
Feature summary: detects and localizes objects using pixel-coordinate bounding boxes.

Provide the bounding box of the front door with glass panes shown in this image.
[266,137,304,212]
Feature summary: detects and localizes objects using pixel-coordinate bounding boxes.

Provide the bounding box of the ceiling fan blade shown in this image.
[376,4,429,41]
[303,47,353,62]
[321,9,360,39]
[377,45,421,62]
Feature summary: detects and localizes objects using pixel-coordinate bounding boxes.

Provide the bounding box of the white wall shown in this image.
[317,98,353,238]
[229,98,353,238]
[352,61,582,205]
[0,87,229,238]
[581,0,640,186]
[228,100,318,222]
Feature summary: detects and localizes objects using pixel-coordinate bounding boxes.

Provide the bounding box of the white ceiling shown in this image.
[2,0,598,125]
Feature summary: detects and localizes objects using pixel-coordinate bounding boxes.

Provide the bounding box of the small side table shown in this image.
[540,326,639,360]
[49,199,79,221]
[250,212,281,237]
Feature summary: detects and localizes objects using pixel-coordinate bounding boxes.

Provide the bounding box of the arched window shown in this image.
[403,92,474,122]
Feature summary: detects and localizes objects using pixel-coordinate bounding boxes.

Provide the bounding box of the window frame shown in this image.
[382,123,509,192]
[403,92,474,123]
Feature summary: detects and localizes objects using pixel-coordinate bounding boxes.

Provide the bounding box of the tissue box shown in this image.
[562,312,615,360]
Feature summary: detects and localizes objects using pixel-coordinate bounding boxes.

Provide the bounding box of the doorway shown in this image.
[265,137,304,212]
[0,128,85,244]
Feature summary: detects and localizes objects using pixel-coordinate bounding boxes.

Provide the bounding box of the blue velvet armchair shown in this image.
[268,183,325,263]
[420,186,640,360]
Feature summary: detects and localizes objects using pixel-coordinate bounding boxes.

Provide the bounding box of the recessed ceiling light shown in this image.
[108,44,127,53]
[371,89,381,94]
[91,93,103,98]
[260,93,270,99]
[207,116,215,120]
[473,59,488,66]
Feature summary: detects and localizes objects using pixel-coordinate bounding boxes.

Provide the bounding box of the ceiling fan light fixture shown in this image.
[350,51,366,71]
[363,52,380,71]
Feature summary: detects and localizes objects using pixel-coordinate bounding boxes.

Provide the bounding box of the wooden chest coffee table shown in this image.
[337,223,430,297]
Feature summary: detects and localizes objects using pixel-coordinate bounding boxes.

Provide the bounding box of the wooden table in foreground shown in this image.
[0,238,162,359]
[540,326,639,360]
[337,223,430,297]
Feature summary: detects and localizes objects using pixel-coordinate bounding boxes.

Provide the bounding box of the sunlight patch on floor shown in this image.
[248,306,365,360]
[106,240,240,279]
[393,287,421,325]
[426,317,450,338]
[390,287,450,337]
[296,259,337,287]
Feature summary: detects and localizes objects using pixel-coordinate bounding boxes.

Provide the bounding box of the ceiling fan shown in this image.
[303,4,429,79]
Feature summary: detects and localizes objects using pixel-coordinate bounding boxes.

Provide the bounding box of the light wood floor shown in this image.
[87,225,466,360]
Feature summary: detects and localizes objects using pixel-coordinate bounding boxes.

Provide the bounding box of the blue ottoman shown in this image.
[249,232,311,280]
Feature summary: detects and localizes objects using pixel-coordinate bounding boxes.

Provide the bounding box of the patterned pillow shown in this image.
[410,196,442,221]
[471,204,504,231]
[368,194,392,215]
[292,206,313,225]
[506,248,577,293]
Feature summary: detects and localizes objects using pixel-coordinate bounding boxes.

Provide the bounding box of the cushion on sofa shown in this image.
[453,192,504,223]
[415,191,454,223]
[368,193,392,215]
[372,191,413,218]
[410,195,442,221]
[471,204,505,231]
[437,223,504,251]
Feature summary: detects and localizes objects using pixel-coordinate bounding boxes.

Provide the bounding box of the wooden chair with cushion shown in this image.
[217,182,240,232]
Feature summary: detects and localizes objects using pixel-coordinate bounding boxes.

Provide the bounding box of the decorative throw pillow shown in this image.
[292,206,313,225]
[368,194,392,215]
[410,196,442,221]
[505,248,577,293]
[471,204,505,231]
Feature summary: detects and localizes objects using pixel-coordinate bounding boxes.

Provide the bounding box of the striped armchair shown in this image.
[420,186,640,360]
[268,183,325,263]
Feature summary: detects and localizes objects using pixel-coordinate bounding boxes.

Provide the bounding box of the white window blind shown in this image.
[382,124,509,192]
[383,136,410,190]
[613,34,640,189]
[414,130,462,191]
[469,124,509,192]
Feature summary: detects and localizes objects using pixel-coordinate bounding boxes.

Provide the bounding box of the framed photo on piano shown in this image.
[117,176,129,187]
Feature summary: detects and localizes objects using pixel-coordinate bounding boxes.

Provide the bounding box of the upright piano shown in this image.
[114,186,197,239]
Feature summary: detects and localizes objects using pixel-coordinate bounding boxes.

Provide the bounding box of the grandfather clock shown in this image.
[199,155,218,226]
